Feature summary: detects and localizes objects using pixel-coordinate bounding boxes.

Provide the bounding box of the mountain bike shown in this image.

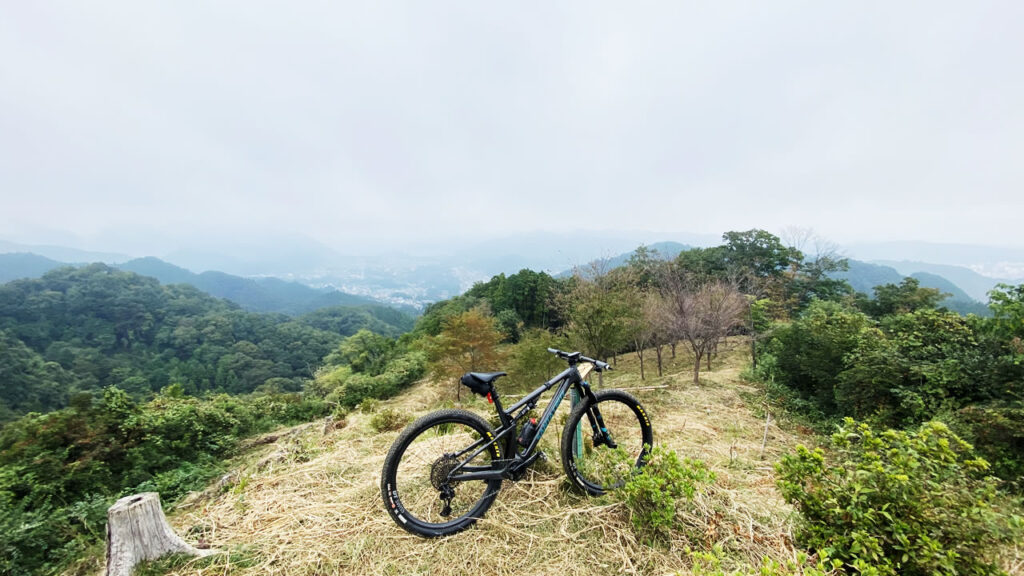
[381,348,653,537]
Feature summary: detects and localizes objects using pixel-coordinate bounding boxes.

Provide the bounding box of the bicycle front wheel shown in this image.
[381,409,503,537]
[560,389,653,495]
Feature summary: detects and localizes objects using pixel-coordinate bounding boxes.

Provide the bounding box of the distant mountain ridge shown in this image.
[0,240,130,264]
[0,253,66,283]
[872,260,1014,302]
[118,257,397,316]
[0,253,414,317]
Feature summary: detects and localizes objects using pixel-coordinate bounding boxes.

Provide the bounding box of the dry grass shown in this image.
[97,342,1024,575]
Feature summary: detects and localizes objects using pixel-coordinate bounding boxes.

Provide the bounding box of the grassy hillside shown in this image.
[105,343,1023,576]
[90,344,816,576]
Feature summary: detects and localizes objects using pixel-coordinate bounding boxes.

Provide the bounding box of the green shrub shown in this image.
[777,419,1022,576]
[0,387,332,576]
[598,445,715,540]
[320,351,426,408]
[686,545,842,575]
[370,408,412,432]
[759,301,878,417]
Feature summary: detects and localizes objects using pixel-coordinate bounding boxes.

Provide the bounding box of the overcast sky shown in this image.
[2,2,1022,255]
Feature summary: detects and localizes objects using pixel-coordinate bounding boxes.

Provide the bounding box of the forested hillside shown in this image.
[0,265,422,575]
[0,264,411,421]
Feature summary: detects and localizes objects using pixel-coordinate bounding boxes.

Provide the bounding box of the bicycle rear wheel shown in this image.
[381,409,503,537]
[560,389,653,495]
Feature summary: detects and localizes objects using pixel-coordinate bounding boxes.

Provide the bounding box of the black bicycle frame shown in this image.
[447,363,607,483]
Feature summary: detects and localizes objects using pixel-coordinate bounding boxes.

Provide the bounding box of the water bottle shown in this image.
[517,418,538,447]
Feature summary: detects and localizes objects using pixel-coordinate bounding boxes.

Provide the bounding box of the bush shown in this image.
[777,419,1022,576]
[599,445,715,540]
[687,545,842,576]
[370,408,412,433]
[0,387,333,576]
[320,351,426,408]
[759,301,877,417]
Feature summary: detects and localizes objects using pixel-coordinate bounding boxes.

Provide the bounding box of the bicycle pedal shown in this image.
[537,450,548,461]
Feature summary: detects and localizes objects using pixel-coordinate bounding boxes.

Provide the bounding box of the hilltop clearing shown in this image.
[88,344,820,576]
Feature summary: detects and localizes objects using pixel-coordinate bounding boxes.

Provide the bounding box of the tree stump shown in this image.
[105,492,213,576]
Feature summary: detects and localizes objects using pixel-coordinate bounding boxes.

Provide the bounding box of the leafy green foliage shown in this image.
[327,329,398,376]
[315,353,425,408]
[0,386,329,575]
[504,328,567,392]
[687,546,842,576]
[599,445,715,540]
[623,447,714,539]
[672,230,854,318]
[855,277,949,318]
[777,419,1022,576]
[560,267,635,362]
[955,402,1024,488]
[837,309,980,424]
[0,329,74,422]
[412,294,485,337]
[760,301,878,415]
[720,229,802,284]
[424,308,506,399]
[0,265,346,417]
[761,293,1024,486]
[675,246,731,285]
[783,253,853,313]
[297,305,414,338]
[311,331,426,408]
[465,269,567,332]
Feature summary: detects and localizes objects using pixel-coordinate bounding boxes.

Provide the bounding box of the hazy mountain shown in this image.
[0,253,67,283]
[908,272,973,302]
[555,241,691,277]
[848,241,1024,278]
[828,260,988,315]
[162,235,353,277]
[874,260,1013,301]
[117,257,409,315]
[832,260,904,295]
[117,256,195,284]
[0,240,129,264]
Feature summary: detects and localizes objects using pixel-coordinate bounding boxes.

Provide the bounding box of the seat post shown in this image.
[489,386,511,428]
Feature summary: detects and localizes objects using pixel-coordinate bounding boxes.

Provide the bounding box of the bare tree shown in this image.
[626,292,651,380]
[645,292,673,378]
[661,270,747,384]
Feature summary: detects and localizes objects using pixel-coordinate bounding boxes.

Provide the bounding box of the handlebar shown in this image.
[546,348,611,371]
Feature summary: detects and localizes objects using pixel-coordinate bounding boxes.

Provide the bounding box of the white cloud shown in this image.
[1,1,1022,252]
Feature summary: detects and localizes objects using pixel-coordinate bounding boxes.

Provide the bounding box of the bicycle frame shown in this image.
[446,363,607,483]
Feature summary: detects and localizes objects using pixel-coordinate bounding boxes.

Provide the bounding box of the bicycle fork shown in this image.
[576,381,617,450]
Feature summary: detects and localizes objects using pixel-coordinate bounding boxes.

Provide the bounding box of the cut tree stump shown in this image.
[105,492,213,576]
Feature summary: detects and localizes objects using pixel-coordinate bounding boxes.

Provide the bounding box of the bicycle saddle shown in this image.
[466,372,507,384]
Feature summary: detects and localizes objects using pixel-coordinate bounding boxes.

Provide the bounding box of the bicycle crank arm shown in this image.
[505,451,542,480]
